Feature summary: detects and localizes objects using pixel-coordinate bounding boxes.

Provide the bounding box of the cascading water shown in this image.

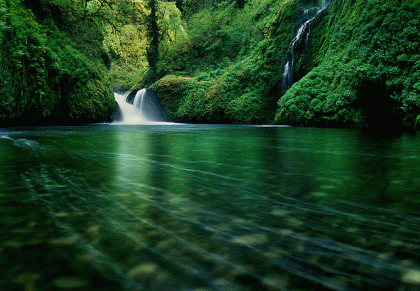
[282,0,332,92]
[113,89,166,125]
[132,89,146,114]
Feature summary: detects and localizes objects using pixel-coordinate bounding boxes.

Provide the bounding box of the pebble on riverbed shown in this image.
[14,273,41,284]
[127,262,158,279]
[271,209,290,217]
[4,241,24,248]
[231,233,268,246]
[262,274,290,290]
[402,269,420,284]
[52,277,90,289]
[76,252,99,263]
[50,236,79,246]
[54,212,69,218]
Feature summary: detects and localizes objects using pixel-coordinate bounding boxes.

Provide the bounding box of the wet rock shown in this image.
[280,229,293,236]
[53,277,89,289]
[14,273,41,284]
[262,274,289,290]
[150,271,172,290]
[231,233,268,246]
[213,277,233,289]
[50,236,78,246]
[87,225,100,233]
[77,252,99,263]
[155,239,175,250]
[54,212,69,218]
[325,276,348,290]
[402,269,420,284]
[11,228,33,234]
[346,227,359,233]
[271,209,290,217]
[4,241,24,248]
[390,239,403,247]
[286,217,304,228]
[128,262,158,278]
[231,218,247,225]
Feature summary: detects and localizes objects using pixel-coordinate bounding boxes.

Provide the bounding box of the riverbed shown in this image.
[1,124,419,290]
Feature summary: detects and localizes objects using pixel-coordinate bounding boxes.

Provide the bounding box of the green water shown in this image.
[1,124,420,290]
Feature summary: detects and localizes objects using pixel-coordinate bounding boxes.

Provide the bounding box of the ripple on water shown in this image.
[17,164,420,291]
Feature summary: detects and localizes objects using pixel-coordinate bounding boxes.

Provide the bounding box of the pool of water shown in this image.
[1,124,419,290]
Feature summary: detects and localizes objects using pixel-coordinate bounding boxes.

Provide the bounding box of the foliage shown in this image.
[104,24,148,92]
[275,0,420,128]
[144,0,420,127]
[0,0,116,125]
[4,0,419,127]
[144,0,308,123]
[149,75,192,120]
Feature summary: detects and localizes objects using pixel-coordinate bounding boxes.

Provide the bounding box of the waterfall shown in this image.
[132,89,146,115]
[282,0,332,93]
[112,89,166,125]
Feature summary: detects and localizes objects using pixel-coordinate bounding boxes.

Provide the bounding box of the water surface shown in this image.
[1,125,419,290]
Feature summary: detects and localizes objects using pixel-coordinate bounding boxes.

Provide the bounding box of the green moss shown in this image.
[0,0,115,126]
[148,0,307,124]
[275,0,420,128]
[128,0,420,127]
[175,72,229,123]
[225,91,272,124]
[149,75,192,121]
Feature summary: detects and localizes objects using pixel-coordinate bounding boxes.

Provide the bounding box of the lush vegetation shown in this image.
[134,0,420,127]
[275,0,420,127]
[1,0,419,127]
[0,0,122,125]
[145,0,310,123]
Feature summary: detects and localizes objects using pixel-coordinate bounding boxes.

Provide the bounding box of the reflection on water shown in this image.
[1,125,420,290]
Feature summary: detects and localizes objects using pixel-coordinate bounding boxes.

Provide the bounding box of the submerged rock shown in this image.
[271,209,290,217]
[262,274,290,290]
[128,262,158,278]
[50,236,78,246]
[231,233,268,246]
[4,241,24,248]
[54,212,70,218]
[14,273,41,284]
[402,269,420,284]
[52,277,89,289]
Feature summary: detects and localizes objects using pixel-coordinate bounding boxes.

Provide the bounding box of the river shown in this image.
[1,124,420,290]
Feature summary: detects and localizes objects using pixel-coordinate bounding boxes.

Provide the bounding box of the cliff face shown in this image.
[148,0,420,127]
[0,0,115,126]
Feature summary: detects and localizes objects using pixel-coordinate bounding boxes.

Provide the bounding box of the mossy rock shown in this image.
[175,72,230,123]
[149,75,193,121]
[201,75,228,122]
